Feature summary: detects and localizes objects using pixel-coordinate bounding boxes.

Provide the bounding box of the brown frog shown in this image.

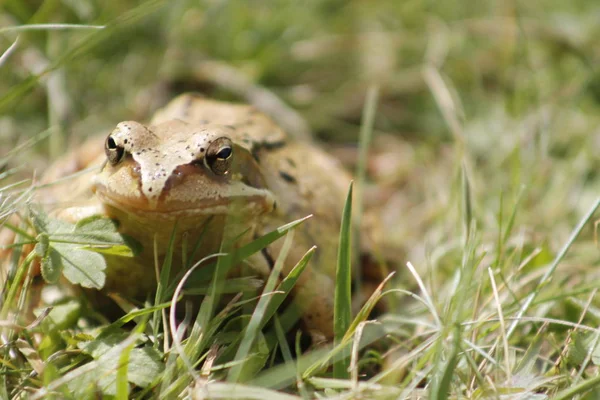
[7,94,358,338]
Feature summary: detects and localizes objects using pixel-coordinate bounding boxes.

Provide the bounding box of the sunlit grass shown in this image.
[3,0,600,398]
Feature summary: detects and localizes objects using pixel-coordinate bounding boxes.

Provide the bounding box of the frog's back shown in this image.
[150,94,288,149]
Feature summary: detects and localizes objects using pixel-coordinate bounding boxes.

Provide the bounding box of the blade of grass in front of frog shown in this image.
[185,215,213,270]
[259,246,314,332]
[183,276,263,296]
[191,211,239,355]
[94,299,175,340]
[160,251,230,397]
[300,274,394,380]
[254,246,317,362]
[160,292,248,398]
[342,272,395,343]
[187,214,313,346]
[273,316,305,396]
[172,215,313,391]
[228,229,295,383]
[249,345,331,391]
[301,320,390,382]
[163,216,214,297]
[333,181,353,379]
[164,221,252,298]
[294,331,312,400]
[152,222,177,350]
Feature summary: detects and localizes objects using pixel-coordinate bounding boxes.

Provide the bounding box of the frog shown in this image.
[5,94,358,339]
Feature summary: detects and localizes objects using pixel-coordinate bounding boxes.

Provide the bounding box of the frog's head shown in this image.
[92,119,275,222]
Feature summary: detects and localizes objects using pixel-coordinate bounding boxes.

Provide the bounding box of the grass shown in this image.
[3,0,600,398]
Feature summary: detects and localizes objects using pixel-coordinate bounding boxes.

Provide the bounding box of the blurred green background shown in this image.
[4,0,600,269]
[3,0,598,144]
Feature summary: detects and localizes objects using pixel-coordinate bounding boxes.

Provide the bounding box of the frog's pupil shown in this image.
[217,147,232,159]
[107,136,117,150]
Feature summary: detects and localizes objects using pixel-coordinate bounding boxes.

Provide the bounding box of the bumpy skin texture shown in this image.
[8,94,354,339]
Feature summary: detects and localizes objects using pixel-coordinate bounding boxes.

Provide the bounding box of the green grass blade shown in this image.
[430,324,461,400]
[228,229,296,383]
[333,181,353,379]
[194,215,312,337]
[0,24,105,33]
[115,317,148,399]
[553,373,600,400]
[259,246,315,331]
[152,224,176,349]
[461,162,472,240]
[506,197,600,339]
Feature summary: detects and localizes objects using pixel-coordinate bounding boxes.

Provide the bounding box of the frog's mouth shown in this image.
[92,169,276,219]
[95,186,275,218]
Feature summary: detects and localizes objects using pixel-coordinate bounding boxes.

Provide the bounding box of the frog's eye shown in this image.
[205,137,233,176]
[105,135,125,165]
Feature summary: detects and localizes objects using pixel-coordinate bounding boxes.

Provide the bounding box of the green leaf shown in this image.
[70,345,163,396]
[29,210,139,288]
[33,233,49,257]
[74,216,142,254]
[52,243,106,289]
[78,333,163,393]
[39,247,63,284]
[74,216,124,242]
[88,244,137,257]
[566,331,600,367]
[29,205,72,236]
[124,347,163,388]
[42,299,82,330]
[29,205,51,233]
[35,233,62,283]
[80,332,130,358]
